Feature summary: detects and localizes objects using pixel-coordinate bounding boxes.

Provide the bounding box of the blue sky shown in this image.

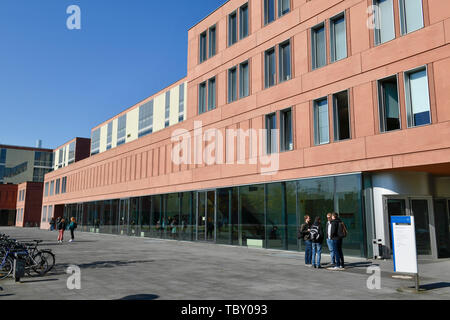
[0,0,227,149]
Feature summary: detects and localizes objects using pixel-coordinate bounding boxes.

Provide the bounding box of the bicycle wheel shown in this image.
[39,250,55,272]
[31,253,49,276]
[0,255,13,280]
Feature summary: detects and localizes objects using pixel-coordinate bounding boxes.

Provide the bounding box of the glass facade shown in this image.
[63,174,366,257]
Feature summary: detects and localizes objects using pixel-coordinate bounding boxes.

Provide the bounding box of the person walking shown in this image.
[68,217,77,243]
[299,215,313,267]
[49,217,56,231]
[57,218,67,243]
[326,213,336,268]
[311,216,324,269]
[328,213,346,270]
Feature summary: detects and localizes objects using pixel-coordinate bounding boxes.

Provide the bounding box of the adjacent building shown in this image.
[40,0,450,259]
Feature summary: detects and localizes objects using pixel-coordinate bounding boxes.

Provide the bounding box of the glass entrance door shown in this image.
[119,199,130,236]
[196,191,216,242]
[385,196,435,258]
[434,199,450,258]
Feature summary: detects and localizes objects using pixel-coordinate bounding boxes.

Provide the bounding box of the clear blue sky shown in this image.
[0,0,227,149]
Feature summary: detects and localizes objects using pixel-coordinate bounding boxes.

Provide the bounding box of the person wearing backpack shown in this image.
[68,217,77,243]
[299,215,313,267]
[57,218,67,243]
[328,213,347,270]
[311,216,324,269]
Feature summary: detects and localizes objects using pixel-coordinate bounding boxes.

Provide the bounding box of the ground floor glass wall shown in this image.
[63,174,366,257]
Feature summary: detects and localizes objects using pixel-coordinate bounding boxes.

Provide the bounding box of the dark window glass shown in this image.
[239,4,249,39]
[240,185,265,247]
[264,48,276,88]
[199,32,207,63]
[264,0,276,25]
[378,76,400,132]
[280,108,293,151]
[312,23,326,70]
[228,67,237,103]
[229,11,238,46]
[278,0,290,17]
[266,183,286,250]
[209,26,216,58]
[139,100,154,138]
[117,114,127,146]
[333,90,351,141]
[199,82,207,114]
[239,61,250,98]
[208,77,216,111]
[266,113,277,154]
[279,40,291,82]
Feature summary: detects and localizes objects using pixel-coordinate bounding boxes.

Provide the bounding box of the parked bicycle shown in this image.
[0,234,55,280]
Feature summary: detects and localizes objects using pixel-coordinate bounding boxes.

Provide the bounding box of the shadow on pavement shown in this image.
[119,294,159,300]
[47,260,155,276]
[20,278,59,284]
[0,294,14,297]
[417,282,450,291]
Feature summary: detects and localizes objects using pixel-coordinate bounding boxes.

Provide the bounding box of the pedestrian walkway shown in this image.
[0,227,449,300]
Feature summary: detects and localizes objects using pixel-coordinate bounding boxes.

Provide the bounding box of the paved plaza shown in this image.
[0,227,449,300]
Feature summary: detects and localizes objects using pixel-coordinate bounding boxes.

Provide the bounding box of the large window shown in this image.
[91,128,100,155]
[278,0,290,17]
[330,12,347,63]
[239,4,249,40]
[279,40,291,82]
[404,67,431,127]
[240,185,265,246]
[378,76,400,132]
[68,142,75,164]
[199,31,207,63]
[239,61,250,99]
[333,90,351,141]
[139,100,154,138]
[55,179,60,195]
[106,122,113,150]
[117,114,127,146]
[199,82,207,114]
[229,11,238,46]
[264,0,276,25]
[44,182,49,197]
[264,47,276,88]
[228,67,237,103]
[280,108,293,152]
[50,180,55,196]
[313,98,330,145]
[374,0,395,45]
[265,113,277,154]
[209,26,216,58]
[399,0,424,35]
[200,25,217,63]
[312,23,326,70]
[208,77,216,111]
[61,177,67,194]
[179,83,185,122]
[165,91,171,128]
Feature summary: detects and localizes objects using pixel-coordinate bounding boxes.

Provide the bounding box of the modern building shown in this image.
[15,182,44,228]
[40,0,450,259]
[0,144,53,184]
[52,138,91,171]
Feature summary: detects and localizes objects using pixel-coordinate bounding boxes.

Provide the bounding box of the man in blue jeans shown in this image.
[328,212,345,270]
[326,213,336,267]
[299,215,313,266]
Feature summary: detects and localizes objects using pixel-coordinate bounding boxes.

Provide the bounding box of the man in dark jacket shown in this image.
[329,213,345,270]
[299,215,313,266]
[311,216,324,268]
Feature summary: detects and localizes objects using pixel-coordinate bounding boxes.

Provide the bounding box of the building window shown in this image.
[239,61,250,98]
[229,11,238,46]
[199,31,207,63]
[139,100,154,138]
[179,83,185,122]
[228,67,238,103]
[91,128,100,155]
[313,98,330,145]
[48,205,53,222]
[165,91,171,128]
[264,47,276,88]
[208,77,216,111]
[333,90,351,141]
[378,76,400,132]
[45,182,49,197]
[278,0,290,17]
[312,23,326,70]
[117,114,127,146]
[279,40,291,82]
[265,113,277,154]
[199,82,207,114]
[399,0,424,35]
[209,26,216,58]
[106,122,113,150]
[58,148,64,168]
[50,180,55,196]
[239,4,249,40]
[61,177,67,194]
[68,142,75,164]
[280,108,293,152]
[55,179,60,195]
[264,0,276,25]
[330,12,347,63]
[374,0,395,45]
[404,67,431,127]
[42,206,47,222]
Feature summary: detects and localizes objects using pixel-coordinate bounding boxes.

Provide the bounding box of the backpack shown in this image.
[338,221,348,238]
[309,225,320,241]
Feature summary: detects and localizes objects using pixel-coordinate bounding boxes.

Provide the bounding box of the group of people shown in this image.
[49,217,78,243]
[298,212,347,270]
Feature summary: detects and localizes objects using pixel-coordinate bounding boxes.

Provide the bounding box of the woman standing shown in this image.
[57,218,67,243]
[69,217,77,243]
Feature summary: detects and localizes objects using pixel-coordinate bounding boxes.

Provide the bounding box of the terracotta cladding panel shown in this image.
[433,57,450,122]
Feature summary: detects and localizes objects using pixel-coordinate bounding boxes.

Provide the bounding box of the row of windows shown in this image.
[18,189,25,202]
[41,205,53,223]
[16,208,24,223]
[44,176,67,197]
[264,65,432,153]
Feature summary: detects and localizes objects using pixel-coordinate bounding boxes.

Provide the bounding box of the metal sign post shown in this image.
[390,216,420,292]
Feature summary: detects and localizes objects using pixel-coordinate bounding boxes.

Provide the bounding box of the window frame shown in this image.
[239,60,250,99]
[377,75,402,133]
[228,10,238,46]
[280,107,293,152]
[329,11,347,63]
[278,40,292,83]
[228,67,238,103]
[373,0,396,46]
[404,65,431,128]
[399,0,424,36]
[313,97,330,146]
[311,22,327,70]
[264,47,277,88]
[265,112,278,154]
[332,90,352,142]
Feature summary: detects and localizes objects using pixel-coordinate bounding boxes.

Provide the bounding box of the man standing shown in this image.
[329,213,345,270]
[325,213,336,268]
[299,215,313,267]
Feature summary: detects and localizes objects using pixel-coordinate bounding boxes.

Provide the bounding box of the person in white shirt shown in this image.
[326,213,336,267]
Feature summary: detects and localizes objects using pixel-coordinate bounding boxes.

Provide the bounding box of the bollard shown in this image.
[13,254,26,283]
